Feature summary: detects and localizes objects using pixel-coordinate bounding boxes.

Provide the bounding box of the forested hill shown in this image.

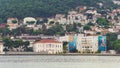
[0,0,115,22]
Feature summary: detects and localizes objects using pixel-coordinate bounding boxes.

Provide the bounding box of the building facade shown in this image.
[76,35,98,53]
[33,39,63,54]
[0,42,4,54]
[7,18,19,30]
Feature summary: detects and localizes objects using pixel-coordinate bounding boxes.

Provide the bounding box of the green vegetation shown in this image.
[96,18,110,28]
[2,37,30,52]
[44,24,64,36]
[66,23,79,32]
[0,0,113,22]
[87,22,95,26]
[83,25,91,30]
[26,21,35,24]
[106,33,118,51]
[49,21,55,25]
[111,39,120,53]
[12,20,17,24]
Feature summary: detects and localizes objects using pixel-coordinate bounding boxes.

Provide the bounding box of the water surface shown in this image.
[0,55,120,68]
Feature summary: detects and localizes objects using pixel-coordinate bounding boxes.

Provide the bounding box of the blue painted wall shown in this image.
[68,36,77,52]
[98,36,106,51]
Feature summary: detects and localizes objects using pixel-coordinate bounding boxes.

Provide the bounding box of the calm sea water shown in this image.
[0,55,120,68]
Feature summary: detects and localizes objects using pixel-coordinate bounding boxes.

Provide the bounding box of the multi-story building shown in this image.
[67,11,87,25]
[33,39,63,54]
[76,35,98,53]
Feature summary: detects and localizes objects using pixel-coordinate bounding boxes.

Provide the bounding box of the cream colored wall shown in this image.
[33,43,63,54]
[0,44,3,53]
[76,36,98,53]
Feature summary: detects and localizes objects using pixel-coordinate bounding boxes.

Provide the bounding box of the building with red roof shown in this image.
[33,39,63,54]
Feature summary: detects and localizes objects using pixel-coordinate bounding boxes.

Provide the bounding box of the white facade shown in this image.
[0,42,4,54]
[33,39,63,54]
[67,13,87,25]
[76,35,98,53]
[7,18,19,30]
[23,17,37,28]
[56,35,69,42]
[118,35,120,39]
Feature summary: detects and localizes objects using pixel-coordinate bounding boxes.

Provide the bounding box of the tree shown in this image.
[83,25,91,30]
[112,39,120,53]
[106,33,117,50]
[2,37,15,49]
[49,21,54,25]
[26,21,35,24]
[12,20,18,24]
[0,28,10,36]
[23,41,30,51]
[96,18,110,28]
[77,23,82,27]
[14,39,24,48]
[36,20,44,24]
[31,30,42,35]
[44,24,64,35]
[0,0,113,22]
[87,22,95,26]
[66,23,78,32]
[63,42,68,50]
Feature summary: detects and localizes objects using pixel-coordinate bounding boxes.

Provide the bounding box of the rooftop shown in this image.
[34,39,61,44]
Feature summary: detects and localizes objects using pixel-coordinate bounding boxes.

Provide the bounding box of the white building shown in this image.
[76,35,98,53]
[67,12,87,25]
[33,39,63,54]
[7,18,19,30]
[56,35,69,42]
[117,35,120,39]
[23,17,37,28]
[0,42,4,54]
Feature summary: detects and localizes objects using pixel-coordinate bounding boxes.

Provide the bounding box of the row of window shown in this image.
[35,50,62,53]
[36,44,62,48]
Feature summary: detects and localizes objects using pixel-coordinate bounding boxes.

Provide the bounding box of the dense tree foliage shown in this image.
[44,24,64,35]
[106,33,118,50]
[112,40,120,53]
[96,18,110,28]
[0,0,113,22]
[2,37,30,51]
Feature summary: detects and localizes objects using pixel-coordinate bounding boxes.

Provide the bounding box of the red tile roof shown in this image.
[34,39,61,43]
[0,24,6,28]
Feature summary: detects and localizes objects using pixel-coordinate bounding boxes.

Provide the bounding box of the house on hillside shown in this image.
[7,18,19,30]
[23,17,37,28]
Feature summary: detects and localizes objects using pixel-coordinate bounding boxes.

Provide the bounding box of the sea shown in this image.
[0,55,120,68]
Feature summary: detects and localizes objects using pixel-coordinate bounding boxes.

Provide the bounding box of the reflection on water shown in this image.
[0,55,120,68]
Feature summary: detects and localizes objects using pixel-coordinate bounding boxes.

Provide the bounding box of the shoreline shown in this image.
[0,52,119,56]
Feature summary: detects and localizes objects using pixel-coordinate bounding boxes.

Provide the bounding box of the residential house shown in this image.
[7,18,19,30]
[23,17,37,28]
[114,23,120,32]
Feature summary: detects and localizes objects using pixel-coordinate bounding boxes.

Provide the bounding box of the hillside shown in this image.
[0,0,116,22]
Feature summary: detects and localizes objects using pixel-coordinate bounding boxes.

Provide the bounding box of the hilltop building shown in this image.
[7,18,19,30]
[23,17,37,28]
